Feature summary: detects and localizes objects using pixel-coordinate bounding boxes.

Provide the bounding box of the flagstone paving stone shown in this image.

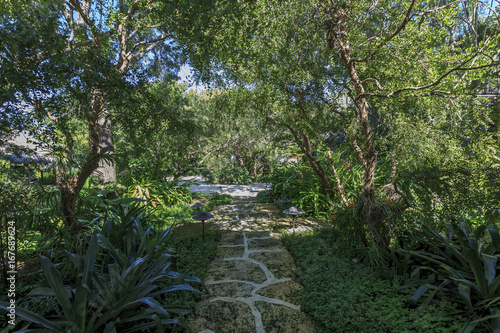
[187,196,316,333]
[215,246,245,259]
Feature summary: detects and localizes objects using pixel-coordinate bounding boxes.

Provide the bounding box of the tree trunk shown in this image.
[265,116,335,200]
[325,6,389,248]
[252,159,258,179]
[96,107,116,184]
[234,142,245,167]
[326,149,348,206]
[56,100,102,235]
[60,183,78,232]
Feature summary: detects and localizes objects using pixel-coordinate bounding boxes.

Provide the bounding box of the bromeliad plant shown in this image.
[399,222,500,333]
[0,205,201,332]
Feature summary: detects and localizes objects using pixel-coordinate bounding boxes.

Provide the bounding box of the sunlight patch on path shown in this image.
[177,176,270,197]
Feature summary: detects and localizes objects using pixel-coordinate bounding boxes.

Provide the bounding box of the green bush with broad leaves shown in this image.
[399,221,500,333]
[0,204,200,332]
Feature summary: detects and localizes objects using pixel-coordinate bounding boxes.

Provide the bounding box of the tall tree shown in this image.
[184,0,500,246]
[319,0,499,245]
[0,0,221,232]
[113,81,198,179]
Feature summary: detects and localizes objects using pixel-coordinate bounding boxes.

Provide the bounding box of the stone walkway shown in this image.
[187,197,316,333]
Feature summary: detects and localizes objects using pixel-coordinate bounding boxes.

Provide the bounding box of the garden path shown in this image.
[186,196,317,333]
[178,176,270,197]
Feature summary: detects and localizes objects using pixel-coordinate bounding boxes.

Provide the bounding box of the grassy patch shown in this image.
[282,229,467,333]
[191,192,211,200]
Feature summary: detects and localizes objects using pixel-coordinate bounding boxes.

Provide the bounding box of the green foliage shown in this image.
[399,222,500,332]
[114,81,199,180]
[0,204,200,332]
[185,88,286,181]
[395,156,500,232]
[268,148,392,218]
[208,165,254,185]
[162,229,223,311]
[283,229,467,332]
[0,165,60,288]
[256,190,273,203]
[269,163,331,217]
[149,204,196,228]
[122,178,192,208]
[204,194,233,211]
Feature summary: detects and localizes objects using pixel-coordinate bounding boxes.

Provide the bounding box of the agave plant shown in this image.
[399,221,500,333]
[0,207,201,332]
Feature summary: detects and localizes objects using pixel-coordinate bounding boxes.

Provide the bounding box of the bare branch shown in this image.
[127,24,143,40]
[128,33,166,55]
[65,32,113,52]
[129,34,169,61]
[67,0,93,31]
[195,137,234,165]
[67,0,102,49]
[479,0,500,23]
[67,9,75,46]
[38,103,59,123]
[381,0,416,41]
[124,0,155,23]
[357,21,397,48]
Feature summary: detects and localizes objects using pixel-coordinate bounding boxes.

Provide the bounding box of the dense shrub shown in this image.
[269,163,332,217]
[207,165,254,185]
[256,190,273,203]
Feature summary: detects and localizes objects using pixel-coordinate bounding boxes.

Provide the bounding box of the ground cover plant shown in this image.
[282,228,469,332]
[203,193,233,212]
[162,229,222,312]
